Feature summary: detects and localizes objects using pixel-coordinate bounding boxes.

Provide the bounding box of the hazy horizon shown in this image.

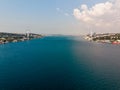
[0,0,120,35]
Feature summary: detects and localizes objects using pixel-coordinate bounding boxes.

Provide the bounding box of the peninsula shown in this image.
[0,32,43,44]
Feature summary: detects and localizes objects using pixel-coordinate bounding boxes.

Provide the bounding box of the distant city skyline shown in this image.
[0,0,119,35]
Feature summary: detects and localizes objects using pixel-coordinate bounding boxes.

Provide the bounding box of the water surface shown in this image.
[0,36,120,90]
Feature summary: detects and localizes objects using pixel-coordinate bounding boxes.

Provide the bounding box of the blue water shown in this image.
[0,36,120,90]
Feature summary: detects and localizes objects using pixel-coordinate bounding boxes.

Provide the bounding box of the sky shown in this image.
[0,0,119,35]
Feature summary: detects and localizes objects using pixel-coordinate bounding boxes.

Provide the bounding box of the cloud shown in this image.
[64,13,69,16]
[73,0,120,32]
[56,8,60,11]
[56,8,71,17]
[56,8,63,13]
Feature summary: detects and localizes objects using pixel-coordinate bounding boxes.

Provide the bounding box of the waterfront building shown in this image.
[26,31,30,39]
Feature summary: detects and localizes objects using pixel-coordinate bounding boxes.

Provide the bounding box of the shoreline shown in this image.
[84,33,120,45]
[0,32,43,44]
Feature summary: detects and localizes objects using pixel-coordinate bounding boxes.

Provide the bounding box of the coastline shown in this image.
[0,32,43,44]
[84,33,120,45]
